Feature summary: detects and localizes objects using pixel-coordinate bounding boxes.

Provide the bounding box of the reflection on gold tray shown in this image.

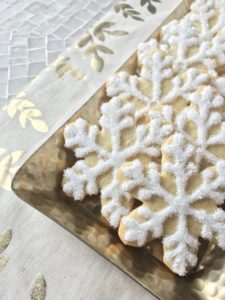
[12,0,225,299]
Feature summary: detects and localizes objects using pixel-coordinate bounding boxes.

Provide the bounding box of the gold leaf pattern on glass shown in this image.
[53,56,86,80]
[31,273,47,300]
[76,22,128,72]
[114,1,144,21]
[0,148,24,191]
[4,97,49,133]
[140,0,161,14]
[0,229,12,272]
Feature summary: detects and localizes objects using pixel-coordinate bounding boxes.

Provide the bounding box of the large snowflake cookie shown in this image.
[106,67,208,121]
[118,133,225,276]
[161,17,216,73]
[161,11,225,74]
[190,0,225,40]
[177,85,225,167]
[62,98,173,227]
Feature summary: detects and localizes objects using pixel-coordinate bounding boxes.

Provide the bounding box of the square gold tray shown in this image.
[12,1,225,299]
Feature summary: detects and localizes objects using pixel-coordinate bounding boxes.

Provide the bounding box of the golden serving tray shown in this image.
[12,1,225,299]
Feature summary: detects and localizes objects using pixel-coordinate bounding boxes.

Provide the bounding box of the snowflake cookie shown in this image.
[161,5,225,73]
[177,85,225,167]
[161,16,217,73]
[213,75,225,98]
[106,68,208,121]
[62,97,173,227]
[137,38,169,69]
[207,28,225,68]
[190,0,225,40]
[118,133,225,276]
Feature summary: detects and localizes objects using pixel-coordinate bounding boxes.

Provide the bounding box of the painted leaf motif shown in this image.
[94,31,105,41]
[148,4,156,14]
[114,5,120,13]
[0,230,12,254]
[5,99,35,115]
[18,100,35,110]
[8,151,23,165]
[82,46,94,58]
[30,119,49,133]
[0,149,24,190]
[70,69,86,81]
[77,21,128,72]
[94,22,114,33]
[4,102,17,118]
[141,0,148,5]
[133,16,144,21]
[29,108,43,118]
[31,274,47,300]
[54,56,86,80]
[93,22,115,41]
[19,111,28,128]
[0,229,12,272]
[96,45,113,54]
[56,63,71,78]
[140,0,159,14]
[4,98,49,133]
[126,10,140,16]
[76,34,91,48]
[91,55,104,72]
[0,257,9,272]
[114,2,144,21]
[108,30,128,36]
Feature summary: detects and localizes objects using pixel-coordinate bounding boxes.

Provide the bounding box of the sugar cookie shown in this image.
[177,85,225,167]
[161,8,225,73]
[106,68,208,121]
[207,28,225,68]
[118,133,225,276]
[63,98,173,227]
[161,17,216,73]
[190,0,225,40]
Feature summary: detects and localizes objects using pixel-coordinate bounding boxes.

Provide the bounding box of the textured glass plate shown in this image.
[12,1,225,299]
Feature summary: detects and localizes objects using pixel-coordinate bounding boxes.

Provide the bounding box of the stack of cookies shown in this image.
[62,0,225,276]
